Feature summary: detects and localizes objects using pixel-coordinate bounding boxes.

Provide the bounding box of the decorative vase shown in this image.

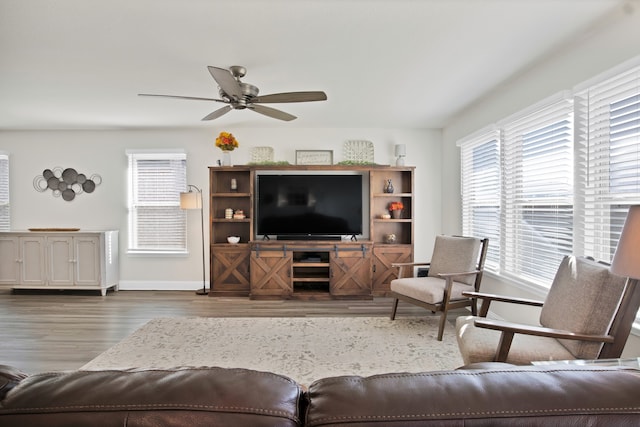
[391,209,402,219]
[222,151,232,166]
[383,179,394,193]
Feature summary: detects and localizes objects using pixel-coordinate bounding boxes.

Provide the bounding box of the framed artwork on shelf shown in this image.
[295,150,333,165]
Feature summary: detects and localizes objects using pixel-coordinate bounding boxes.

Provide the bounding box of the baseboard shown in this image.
[118,280,208,291]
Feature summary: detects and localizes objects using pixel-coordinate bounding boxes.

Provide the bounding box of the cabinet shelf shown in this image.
[293,277,331,283]
[212,218,251,223]
[212,193,251,198]
[293,262,330,267]
[373,193,412,197]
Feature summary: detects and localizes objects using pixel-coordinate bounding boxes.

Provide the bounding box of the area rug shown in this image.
[81,316,463,384]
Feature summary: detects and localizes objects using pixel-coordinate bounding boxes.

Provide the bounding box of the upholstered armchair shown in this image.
[456,255,640,365]
[389,235,489,341]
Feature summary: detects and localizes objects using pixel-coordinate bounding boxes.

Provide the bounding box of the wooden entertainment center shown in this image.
[208,165,414,299]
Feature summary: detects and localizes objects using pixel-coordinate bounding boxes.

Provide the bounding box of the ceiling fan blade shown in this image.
[207,66,243,100]
[201,105,233,121]
[249,104,297,121]
[254,91,327,103]
[138,93,225,102]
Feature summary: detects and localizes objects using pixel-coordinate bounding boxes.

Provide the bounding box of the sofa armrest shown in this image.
[0,365,28,400]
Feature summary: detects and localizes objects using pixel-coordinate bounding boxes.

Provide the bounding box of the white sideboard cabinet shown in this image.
[0,230,119,296]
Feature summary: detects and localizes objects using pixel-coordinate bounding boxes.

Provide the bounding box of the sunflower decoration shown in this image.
[215,132,239,151]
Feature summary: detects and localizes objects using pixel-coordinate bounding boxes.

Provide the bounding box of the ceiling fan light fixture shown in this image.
[141,65,327,121]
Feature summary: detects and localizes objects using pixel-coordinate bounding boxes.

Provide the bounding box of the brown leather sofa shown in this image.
[2,363,640,426]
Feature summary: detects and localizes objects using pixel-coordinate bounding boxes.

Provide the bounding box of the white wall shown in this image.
[441,3,640,355]
[0,127,441,290]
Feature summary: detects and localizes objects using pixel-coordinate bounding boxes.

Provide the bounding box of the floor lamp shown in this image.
[180,185,207,295]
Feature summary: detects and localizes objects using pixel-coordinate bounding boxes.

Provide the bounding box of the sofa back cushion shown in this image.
[305,367,640,426]
[0,367,302,427]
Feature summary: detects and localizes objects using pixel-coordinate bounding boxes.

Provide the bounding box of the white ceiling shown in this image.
[0,0,627,130]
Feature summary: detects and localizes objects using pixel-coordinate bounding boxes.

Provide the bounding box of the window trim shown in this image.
[126,149,188,255]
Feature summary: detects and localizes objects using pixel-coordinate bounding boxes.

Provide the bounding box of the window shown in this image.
[459,59,640,292]
[501,97,574,284]
[575,62,640,262]
[127,150,187,254]
[459,128,501,271]
[0,153,8,231]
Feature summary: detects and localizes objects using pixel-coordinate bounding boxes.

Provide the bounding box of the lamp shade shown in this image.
[180,191,202,210]
[611,205,640,279]
[394,144,406,157]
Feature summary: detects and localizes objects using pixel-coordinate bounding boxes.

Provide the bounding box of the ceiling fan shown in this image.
[139,65,327,122]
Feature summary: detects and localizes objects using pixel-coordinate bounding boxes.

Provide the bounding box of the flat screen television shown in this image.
[256,174,363,239]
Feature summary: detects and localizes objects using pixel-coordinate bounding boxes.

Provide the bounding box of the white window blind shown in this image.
[501,98,574,285]
[127,151,187,253]
[0,154,9,231]
[575,63,640,263]
[459,129,501,271]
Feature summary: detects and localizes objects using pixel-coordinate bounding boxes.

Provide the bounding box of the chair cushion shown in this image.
[540,256,627,359]
[428,235,481,285]
[456,315,575,365]
[390,276,474,304]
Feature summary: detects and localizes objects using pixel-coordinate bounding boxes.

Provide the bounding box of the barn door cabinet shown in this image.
[209,165,414,298]
[249,242,372,299]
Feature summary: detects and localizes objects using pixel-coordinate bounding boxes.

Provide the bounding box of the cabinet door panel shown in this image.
[372,246,413,295]
[330,250,372,296]
[0,238,19,284]
[250,251,292,297]
[75,236,100,285]
[47,237,74,286]
[212,247,250,293]
[20,237,46,285]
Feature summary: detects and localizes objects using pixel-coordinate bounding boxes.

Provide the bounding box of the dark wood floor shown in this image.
[0,288,459,374]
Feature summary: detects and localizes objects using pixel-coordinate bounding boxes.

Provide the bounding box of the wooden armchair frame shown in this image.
[390,237,489,341]
[462,276,640,362]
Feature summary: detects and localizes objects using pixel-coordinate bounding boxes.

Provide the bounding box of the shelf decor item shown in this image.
[295,150,333,165]
[389,201,404,219]
[343,140,374,164]
[395,144,406,166]
[249,146,274,164]
[215,131,239,166]
[384,179,394,193]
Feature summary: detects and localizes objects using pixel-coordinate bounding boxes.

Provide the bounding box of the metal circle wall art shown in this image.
[34,167,102,201]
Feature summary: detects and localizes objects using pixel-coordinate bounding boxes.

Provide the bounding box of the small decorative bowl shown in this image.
[227,236,240,244]
[380,213,391,219]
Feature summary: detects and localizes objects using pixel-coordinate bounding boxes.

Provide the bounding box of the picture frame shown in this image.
[295,150,333,165]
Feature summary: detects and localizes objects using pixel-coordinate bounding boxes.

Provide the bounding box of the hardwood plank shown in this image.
[0,289,466,373]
